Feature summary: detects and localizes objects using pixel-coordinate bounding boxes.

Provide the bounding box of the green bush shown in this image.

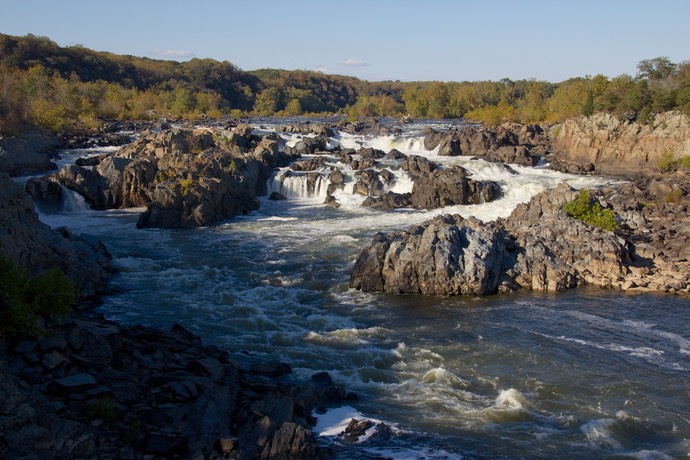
[658,150,678,172]
[564,189,619,231]
[0,255,77,337]
[84,397,120,426]
[179,178,194,197]
[681,156,690,170]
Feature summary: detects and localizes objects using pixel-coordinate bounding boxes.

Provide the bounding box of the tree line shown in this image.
[1,33,688,135]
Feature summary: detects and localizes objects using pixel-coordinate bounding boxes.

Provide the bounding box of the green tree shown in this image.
[284,98,302,116]
[253,87,282,116]
[637,57,677,81]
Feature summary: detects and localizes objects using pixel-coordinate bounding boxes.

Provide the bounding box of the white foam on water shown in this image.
[305,329,371,349]
[617,450,676,460]
[580,418,622,449]
[421,367,471,388]
[257,216,298,222]
[494,388,531,411]
[313,405,369,437]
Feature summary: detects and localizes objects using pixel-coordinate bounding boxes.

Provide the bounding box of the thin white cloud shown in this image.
[150,49,196,60]
[314,66,334,74]
[342,58,368,67]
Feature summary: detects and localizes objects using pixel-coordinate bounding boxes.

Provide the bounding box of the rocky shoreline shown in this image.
[1,310,354,459]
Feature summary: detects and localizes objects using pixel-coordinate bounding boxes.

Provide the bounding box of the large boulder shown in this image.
[0,130,61,175]
[410,165,501,208]
[350,215,510,295]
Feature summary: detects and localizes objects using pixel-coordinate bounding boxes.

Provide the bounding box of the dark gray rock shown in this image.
[139,432,190,457]
[48,373,97,395]
[250,361,292,378]
[354,169,386,197]
[0,129,60,176]
[0,174,113,298]
[410,165,501,209]
[269,191,288,201]
[362,192,412,210]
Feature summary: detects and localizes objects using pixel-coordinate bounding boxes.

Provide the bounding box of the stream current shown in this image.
[34,121,690,459]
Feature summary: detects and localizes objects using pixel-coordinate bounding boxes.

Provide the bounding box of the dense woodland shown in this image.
[1,33,689,135]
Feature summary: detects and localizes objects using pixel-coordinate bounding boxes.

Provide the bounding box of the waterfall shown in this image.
[60,185,91,213]
[267,170,330,199]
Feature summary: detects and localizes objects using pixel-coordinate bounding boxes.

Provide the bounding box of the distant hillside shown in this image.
[0,33,261,109]
[0,33,688,135]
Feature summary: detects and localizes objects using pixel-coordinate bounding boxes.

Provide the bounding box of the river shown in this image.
[34,122,690,459]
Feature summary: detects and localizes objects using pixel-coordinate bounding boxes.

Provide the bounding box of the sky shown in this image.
[1,0,688,83]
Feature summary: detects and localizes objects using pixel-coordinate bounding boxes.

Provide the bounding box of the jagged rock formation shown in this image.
[0,129,61,175]
[550,111,690,175]
[350,215,509,295]
[47,126,297,229]
[362,162,501,210]
[423,123,549,166]
[0,313,346,459]
[0,173,112,298]
[599,170,690,292]
[350,183,690,297]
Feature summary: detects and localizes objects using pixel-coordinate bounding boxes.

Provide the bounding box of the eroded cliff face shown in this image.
[550,112,690,175]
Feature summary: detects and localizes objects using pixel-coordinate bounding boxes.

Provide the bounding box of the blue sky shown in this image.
[1,0,688,82]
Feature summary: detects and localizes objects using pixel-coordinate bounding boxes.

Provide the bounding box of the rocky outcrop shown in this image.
[0,313,346,459]
[550,111,690,175]
[0,173,112,298]
[277,123,337,138]
[0,129,61,175]
[501,185,633,292]
[350,215,509,295]
[50,127,297,229]
[598,170,690,293]
[423,124,548,166]
[410,165,501,208]
[350,184,667,296]
[334,118,402,137]
[362,158,500,210]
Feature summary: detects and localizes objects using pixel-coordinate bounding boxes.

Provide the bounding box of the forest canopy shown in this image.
[1,33,688,135]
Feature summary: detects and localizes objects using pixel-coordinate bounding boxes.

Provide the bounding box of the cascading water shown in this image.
[59,184,90,213]
[27,122,690,459]
[267,169,331,199]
